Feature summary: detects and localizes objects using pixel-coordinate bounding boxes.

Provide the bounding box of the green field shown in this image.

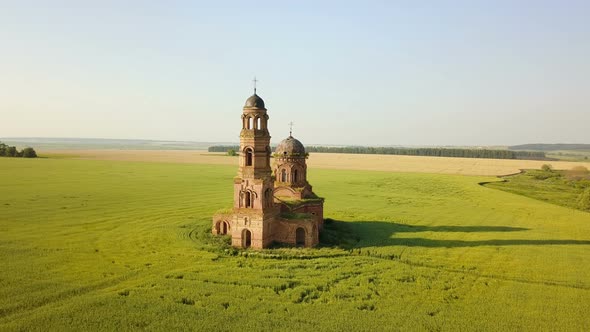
[547,150,590,162]
[1,158,590,331]
[484,168,590,212]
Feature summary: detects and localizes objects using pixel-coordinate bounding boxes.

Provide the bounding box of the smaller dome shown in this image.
[275,136,306,157]
[244,94,265,109]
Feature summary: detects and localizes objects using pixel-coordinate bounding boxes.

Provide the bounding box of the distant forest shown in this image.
[509,144,590,151]
[209,145,548,160]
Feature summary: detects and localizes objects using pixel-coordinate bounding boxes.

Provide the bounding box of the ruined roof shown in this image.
[275,136,306,156]
[244,94,265,109]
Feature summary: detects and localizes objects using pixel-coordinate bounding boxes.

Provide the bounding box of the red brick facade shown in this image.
[212,92,324,248]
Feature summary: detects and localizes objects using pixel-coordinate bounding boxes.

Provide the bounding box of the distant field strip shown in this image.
[42,149,590,176]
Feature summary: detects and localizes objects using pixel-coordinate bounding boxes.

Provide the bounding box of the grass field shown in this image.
[1,157,590,331]
[485,168,590,212]
[41,149,590,176]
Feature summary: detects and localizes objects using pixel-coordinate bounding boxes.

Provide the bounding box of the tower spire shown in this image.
[289,121,294,137]
[253,76,258,94]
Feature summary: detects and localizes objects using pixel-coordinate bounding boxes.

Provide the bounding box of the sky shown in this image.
[0,0,588,146]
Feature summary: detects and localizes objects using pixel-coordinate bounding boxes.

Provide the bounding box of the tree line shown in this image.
[208,145,547,160]
[0,142,37,158]
[510,143,590,151]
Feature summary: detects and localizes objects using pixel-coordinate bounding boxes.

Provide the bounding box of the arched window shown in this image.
[292,169,298,183]
[216,221,229,235]
[245,148,253,166]
[245,191,252,208]
[281,169,287,182]
[248,117,253,129]
[257,117,261,130]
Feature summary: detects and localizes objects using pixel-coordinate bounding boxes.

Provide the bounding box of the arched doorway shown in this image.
[221,221,228,235]
[296,227,306,246]
[242,229,252,248]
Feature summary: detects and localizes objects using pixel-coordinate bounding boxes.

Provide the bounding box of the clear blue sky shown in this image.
[1,1,588,146]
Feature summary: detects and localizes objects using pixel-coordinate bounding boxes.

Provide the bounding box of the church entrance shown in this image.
[296,227,306,246]
[242,229,252,248]
[222,221,228,235]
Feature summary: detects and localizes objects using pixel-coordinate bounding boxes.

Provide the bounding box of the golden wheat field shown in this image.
[42,149,590,176]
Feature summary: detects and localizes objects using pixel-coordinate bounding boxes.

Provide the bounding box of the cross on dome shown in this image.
[252,77,258,94]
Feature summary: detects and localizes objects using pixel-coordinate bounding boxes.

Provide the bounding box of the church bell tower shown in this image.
[231,86,277,248]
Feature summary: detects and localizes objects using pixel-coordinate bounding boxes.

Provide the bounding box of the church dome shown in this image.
[275,136,306,156]
[244,94,265,109]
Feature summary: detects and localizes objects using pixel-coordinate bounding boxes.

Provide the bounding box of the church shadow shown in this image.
[320,219,590,249]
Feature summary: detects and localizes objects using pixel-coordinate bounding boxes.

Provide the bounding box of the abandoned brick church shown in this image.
[212,90,324,249]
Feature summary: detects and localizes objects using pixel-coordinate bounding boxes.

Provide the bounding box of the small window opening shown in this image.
[245,148,253,166]
[245,191,252,208]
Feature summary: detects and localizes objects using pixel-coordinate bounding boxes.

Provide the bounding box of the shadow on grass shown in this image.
[321,219,590,249]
